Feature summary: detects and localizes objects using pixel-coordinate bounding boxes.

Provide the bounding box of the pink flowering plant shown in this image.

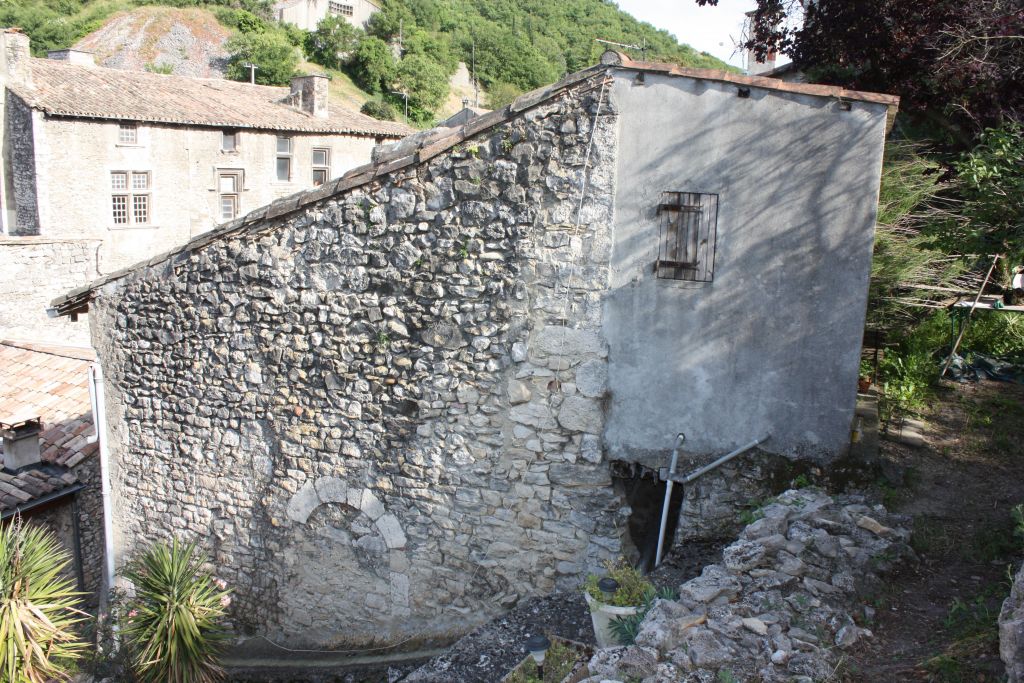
[121,539,232,683]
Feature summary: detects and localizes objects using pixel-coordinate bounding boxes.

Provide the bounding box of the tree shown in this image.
[696,0,1024,139]
[305,15,362,70]
[394,54,449,121]
[350,36,397,94]
[225,32,299,85]
[928,124,1024,274]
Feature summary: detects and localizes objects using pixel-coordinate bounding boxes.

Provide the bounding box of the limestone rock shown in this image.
[557,395,603,434]
[575,359,608,398]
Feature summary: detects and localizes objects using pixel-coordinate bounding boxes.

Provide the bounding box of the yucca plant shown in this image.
[121,539,231,683]
[0,518,87,683]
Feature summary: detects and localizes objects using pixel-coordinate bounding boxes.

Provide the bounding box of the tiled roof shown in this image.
[0,341,97,514]
[51,53,899,316]
[10,58,413,138]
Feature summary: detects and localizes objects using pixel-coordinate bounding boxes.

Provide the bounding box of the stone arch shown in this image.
[284,477,410,620]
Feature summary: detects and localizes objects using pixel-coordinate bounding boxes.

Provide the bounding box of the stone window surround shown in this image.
[109,170,152,229]
[217,169,244,221]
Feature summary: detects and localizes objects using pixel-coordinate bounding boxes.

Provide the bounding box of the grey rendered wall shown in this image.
[604,72,888,467]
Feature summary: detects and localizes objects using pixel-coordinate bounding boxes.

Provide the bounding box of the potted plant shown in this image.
[582,561,667,648]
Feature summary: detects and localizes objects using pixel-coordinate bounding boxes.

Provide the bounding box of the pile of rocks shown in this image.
[581,488,912,682]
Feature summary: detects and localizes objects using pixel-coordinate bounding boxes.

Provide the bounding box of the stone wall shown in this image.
[90,73,628,649]
[31,115,379,272]
[0,236,97,344]
[6,94,39,235]
[27,456,105,603]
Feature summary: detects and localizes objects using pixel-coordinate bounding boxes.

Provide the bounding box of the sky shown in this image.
[615,0,758,68]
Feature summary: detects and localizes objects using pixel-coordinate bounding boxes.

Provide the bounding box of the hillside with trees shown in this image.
[2,0,729,124]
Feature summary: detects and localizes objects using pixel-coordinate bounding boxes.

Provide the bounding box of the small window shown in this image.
[329,1,353,16]
[218,171,243,221]
[654,191,719,282]
[111,171,151,226]
[276,136,292,181]
[118,123,138,145]
[312,147,330,186]
[222,131,238,152]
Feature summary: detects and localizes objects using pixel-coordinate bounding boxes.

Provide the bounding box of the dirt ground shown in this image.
[847,379,1024,682]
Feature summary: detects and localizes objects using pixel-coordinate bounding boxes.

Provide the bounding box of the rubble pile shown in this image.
[582,488,912,682]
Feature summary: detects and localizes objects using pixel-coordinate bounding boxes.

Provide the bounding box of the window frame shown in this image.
[275,136,292,182]
[217,170,244,222]
[221,130,239,153]
[117,123,138,145]
[312,147,331,186]
[110,170,152,227]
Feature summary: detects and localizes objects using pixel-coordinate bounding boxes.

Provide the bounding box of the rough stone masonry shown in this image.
[60,55,896,653]
[88,71,629,649]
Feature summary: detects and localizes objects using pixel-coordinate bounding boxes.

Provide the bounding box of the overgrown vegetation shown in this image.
[7,0,729,125]
[0,518,86,682]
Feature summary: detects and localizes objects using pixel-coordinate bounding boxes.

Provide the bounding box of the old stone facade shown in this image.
[275,0,380,32]
[88,70,627,648]
[57,55,896,651]
[0,30,409,344]
[0,237,99,345]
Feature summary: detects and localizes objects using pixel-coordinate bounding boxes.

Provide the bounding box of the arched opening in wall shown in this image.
[611,461,684,574]
[280,501,394,640]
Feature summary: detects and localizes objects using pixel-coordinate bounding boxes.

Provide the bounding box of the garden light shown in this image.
[597,577,619,602]
[526,633,550,674]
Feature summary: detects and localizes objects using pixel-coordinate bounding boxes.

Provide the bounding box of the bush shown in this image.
[122,539,231,683]
[582,559,654,607]
[394,54,449,122]
[350,36,397,94]
[485,81,522,109]
[305,15,362,70]
[0,518,87,682]
[225,31,299,85]
[360,99,397,120]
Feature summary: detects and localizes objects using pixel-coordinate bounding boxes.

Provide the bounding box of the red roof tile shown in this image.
[11,58,414,138]
[0,340,96,514]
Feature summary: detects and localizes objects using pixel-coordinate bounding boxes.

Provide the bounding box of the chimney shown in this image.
[0,29,32,86]
[289,74,329,119]
[1,417,42,470]
[47,48,96,67]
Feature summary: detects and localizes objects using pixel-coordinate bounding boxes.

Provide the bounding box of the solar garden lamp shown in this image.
[526,634,551,677]
[598,577,619,603]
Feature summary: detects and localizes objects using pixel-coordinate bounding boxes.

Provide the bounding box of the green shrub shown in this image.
[350,36,396,95]
[0,518,87,682]
[122,539,231,683]
[583,560,654,607]
[361,99,397,120]
[225,31,299,85]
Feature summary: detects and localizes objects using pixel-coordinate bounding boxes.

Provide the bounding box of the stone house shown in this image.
[0,341,103,601]
[274,0,380,32]
[0,29,410,344]
[52,52,897,653]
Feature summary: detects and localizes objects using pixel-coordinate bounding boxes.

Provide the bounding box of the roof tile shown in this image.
[13,59,413,138]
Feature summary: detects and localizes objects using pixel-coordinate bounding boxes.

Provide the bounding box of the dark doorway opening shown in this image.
[612,461,685,574]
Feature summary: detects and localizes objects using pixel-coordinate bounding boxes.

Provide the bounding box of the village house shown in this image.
[274,0,380,32]
[0,340,103,600]
[0,29,410,344]
[52,51,897,654]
